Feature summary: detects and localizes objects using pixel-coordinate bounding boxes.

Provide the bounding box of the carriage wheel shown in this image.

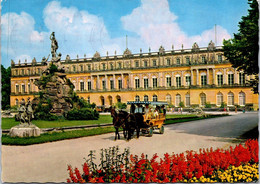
[159,126,164,134]
[148,127,153,137]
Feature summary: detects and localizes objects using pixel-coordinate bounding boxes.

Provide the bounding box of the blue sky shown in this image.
[1,0,249,68]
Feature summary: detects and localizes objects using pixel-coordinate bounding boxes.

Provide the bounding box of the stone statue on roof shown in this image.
[50,32,58,58]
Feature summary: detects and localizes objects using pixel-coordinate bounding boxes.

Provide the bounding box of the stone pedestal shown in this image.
[9,124,41,137]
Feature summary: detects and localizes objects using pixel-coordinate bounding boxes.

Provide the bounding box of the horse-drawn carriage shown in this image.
[127,101,168,137]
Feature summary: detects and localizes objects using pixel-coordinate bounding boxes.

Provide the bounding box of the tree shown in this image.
[1,65,11,109]
[223,0,259,93]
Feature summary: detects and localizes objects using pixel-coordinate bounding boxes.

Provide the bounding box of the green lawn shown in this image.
[1,115,113,129]
[165,114,197,119]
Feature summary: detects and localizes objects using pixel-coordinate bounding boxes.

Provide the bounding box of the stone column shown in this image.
[148,73,152,88]
[212,69,216,85]
[97,75,100,90]
[121,74,124,89]
[191,70,194,85]
[129,74,132,89]
[196,69,199,85]
[139,74,142,88]
[91,76,94,90]
[113,74,116,89]
[181,71,184,86]
[234,70,238,84]
[223,69,227,84]
[206,69,209,85]
[159,72,162,87]
[172,71,175,86]
[105,75,108,89]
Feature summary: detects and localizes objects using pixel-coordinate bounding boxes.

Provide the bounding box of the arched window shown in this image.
[108,96,113,106]
[135,95,140,102]
[153,95,158,102]
[166,94,171,104]
[200,93,206,106]
[239,92,245,106]
[144,95,148,101]
[100,96,105,106]
[228,92,234,106]
[185,93,190,107]
[21,98,25,105]
[175,94,181,107]
[116,95,121,103]
[217,92,223,106]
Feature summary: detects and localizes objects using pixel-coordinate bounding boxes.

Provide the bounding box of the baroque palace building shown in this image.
[10,41,259,110]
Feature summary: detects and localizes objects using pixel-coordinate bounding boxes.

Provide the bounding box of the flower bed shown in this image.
[67,139,258,183]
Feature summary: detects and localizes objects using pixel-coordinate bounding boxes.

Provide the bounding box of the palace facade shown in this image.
[10,41,259,110]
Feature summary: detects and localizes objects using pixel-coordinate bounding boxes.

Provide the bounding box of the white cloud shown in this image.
[121,0,231,50]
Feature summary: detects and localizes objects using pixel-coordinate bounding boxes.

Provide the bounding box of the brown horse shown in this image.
[110,107,128,140]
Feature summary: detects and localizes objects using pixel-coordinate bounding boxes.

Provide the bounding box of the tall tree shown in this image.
[1,65,11,110]
[223,0,259,93]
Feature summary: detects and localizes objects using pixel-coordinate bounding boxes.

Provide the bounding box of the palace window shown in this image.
[153,95,158,102]
[176,76,181,87]
[176,58,180,65]
[73,66,76,72]
[200,93,206,106]
[15,99,19,106]
[80,81,84,91]
[102,63,106,70]
[186,57,190,65]
[38,68,41,74]
[87,81,91,90]
[28,83,31,92]
[144,78,149,89]
[88,65,91,71]
[135,78,140,88]
[153,60,157,66]
[228,73,234,85]
[118,79,122,89]
[135,61,139,68]
[144,95,149,101]
[110,80,114,89]
[118,62,122,69]
[217,74,223,86]
[185,94,190,107]
[16,84,19,93]
[102,80,106,90]
[135,95,140,102]
[228,92,234,106]
[22,84,25,93]
[21,69,24,75]
[239,73,245,85]
[166,76,171,87]
[167,59,171,65]
[166,94,171,104]
[239,92,245,106]
[27,69,30,75]
[218,55,222,62]
[202,56,206,63]
[110,63,113,70]
[80,65,83,72]
[217,92,223,106]
[186,75,191,86]
[201,74,207,86]
[152,78,157,88]
[175,94,181,107]
[144,60,148,67]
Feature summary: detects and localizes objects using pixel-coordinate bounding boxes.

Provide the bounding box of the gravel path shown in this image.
[2,112,258,182]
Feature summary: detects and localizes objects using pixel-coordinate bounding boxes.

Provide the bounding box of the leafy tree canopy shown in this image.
[223,0,259,93]
[1,65,11,110]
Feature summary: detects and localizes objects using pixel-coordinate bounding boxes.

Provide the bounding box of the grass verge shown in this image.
[2,127,115,146]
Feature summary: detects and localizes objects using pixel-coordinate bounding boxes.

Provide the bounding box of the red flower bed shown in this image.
[67,139,258,183]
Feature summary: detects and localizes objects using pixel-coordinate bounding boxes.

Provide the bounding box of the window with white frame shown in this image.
[153,95,158,102]
[185,75,191,86]
[110,80,114,89]
[73,65,76,72]
[88,81,91,90]
[16,84,19,93]
[22,84,25,93]
[176,58,180,65]
[217,92,223,106]
[88,65,91,71]
[144,78,149,88]
[239,92,245,106]
[118,62,122,69]
[185,93,190,107]
[118,79,122,89]
[102,63,106,70]
[239,73,245,85]
[217,73,223,86]
[80,81,84,91]
[110,63,113,70]
[176,75,181,87]
[153,60,157,66]
[80,65,84,71]
[201,56,206,63]
[228,92,234,106]
[144,60,148,67]
[152,77,157,88]
[135,61,139,68]
[144,95,148,101]
[200,93,206,106]
[186,57,190,65]
[228,73,234,85]
[218,55,222,62]
[175,94,181,107]
[102,80,106,90]
[166,76,171,87]
[201,73,207,86]
[135,95,140,101]
[166,94,171,104]
[135,78,140,88]
[167,59,171,65]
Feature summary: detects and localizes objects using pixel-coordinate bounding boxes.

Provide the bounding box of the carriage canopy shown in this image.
[127,101,168,106]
